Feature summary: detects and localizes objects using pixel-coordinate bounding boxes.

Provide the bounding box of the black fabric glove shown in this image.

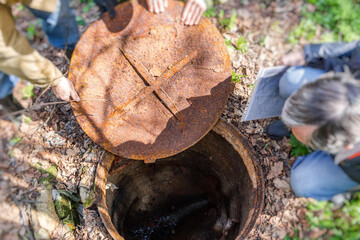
[94,0,119,18]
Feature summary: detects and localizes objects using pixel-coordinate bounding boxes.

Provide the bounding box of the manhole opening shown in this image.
[105,129,259,240]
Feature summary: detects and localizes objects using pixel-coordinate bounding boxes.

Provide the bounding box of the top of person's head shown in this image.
[282,72,360,154]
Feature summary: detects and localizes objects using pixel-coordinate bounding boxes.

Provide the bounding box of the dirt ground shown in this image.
[0,0,318,239]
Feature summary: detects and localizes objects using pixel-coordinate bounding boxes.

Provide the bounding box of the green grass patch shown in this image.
[289,0,360,43]
[305,193,360,239]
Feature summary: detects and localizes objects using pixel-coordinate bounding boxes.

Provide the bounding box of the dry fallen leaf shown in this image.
[275,227,288,239]
[273,178,291,192]
[267,161,283,180]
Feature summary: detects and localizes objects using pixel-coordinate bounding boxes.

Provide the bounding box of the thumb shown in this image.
[69,83,80,102]
[70,89,80,102]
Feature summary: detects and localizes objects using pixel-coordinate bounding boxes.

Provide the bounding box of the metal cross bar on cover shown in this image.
[114,49,198,121]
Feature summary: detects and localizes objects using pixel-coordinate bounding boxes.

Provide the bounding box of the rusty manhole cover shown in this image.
[69,0,233,161]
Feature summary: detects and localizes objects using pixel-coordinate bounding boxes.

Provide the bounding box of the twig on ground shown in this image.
[19,199,43,204]
[33,86,51,105]
[64,134,69,155]
[0,99,105,119]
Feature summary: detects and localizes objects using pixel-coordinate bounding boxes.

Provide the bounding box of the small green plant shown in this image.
[289,134,313,157]
[203,7,216,18]
[218,9,224,19]
[224,38,232,46]
[22,84,34,99]
[259,37,265,46]
[26,20,42,41]
[9,137,22,145]
[76,16,86,26]
[82,0,96,13]
[219,9,237,30]
[17,4,25,11]
[231,71,246,83]
[236,36,247,53]
[224,37,235,52]
[24,116,32,124]
[26,23,36,40]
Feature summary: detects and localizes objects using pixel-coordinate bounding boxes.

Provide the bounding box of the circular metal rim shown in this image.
[95,119,265,240]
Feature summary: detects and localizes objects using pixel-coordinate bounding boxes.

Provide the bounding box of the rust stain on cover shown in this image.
[69,0,232,160]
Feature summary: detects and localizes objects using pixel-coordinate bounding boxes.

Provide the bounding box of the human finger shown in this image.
[195,0,206,24]
[188,5,200,25]
[181,1,193,22]
[154,0,159,13]
[157,0,164,12]
[147,0,154,12]
[185,3,196,25]
[195,8,203,24]
[70,88,80,102]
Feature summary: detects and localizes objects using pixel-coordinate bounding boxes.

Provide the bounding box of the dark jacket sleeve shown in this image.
[304,41,360,72]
